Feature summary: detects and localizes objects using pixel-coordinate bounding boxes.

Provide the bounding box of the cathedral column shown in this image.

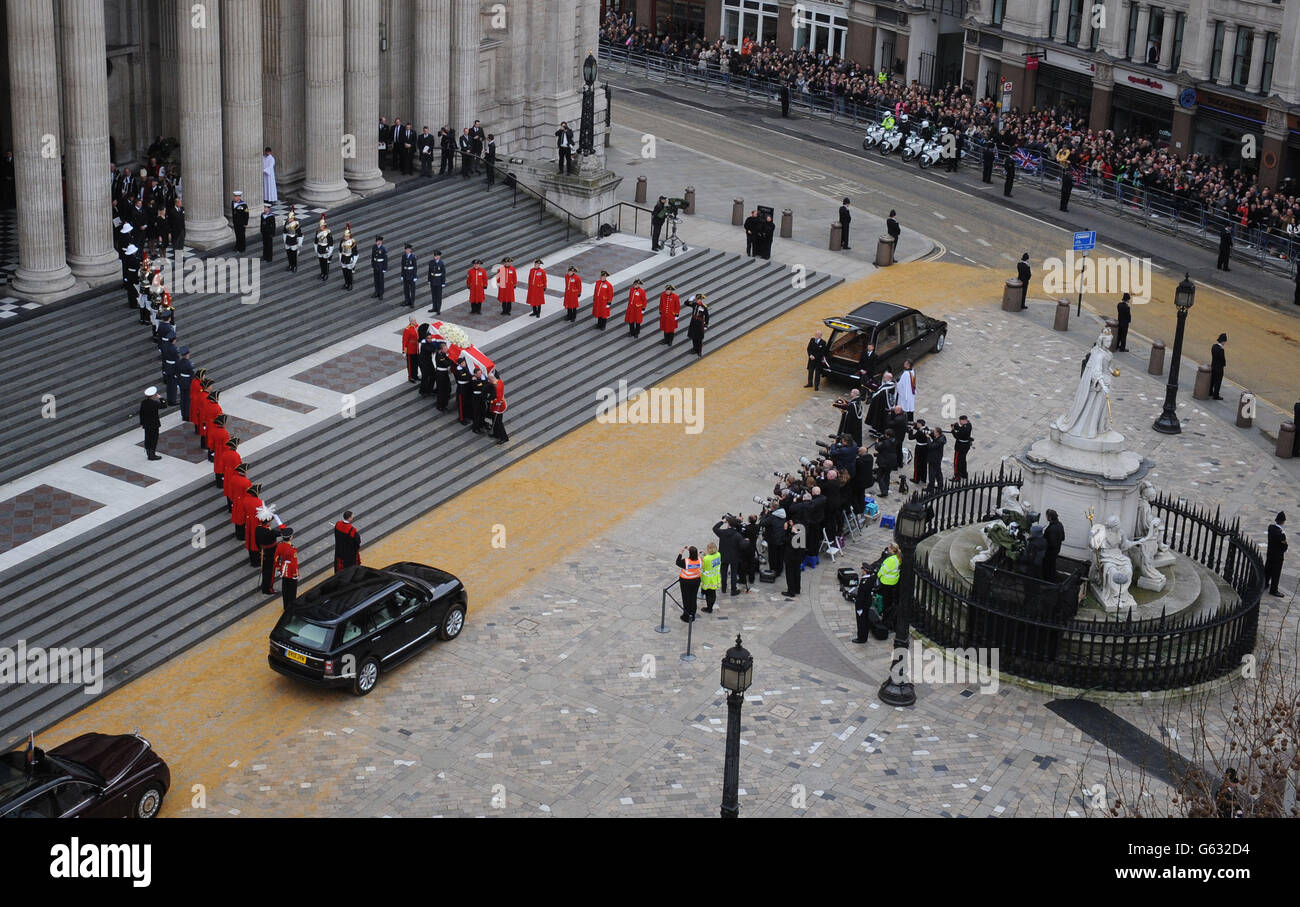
[345,0,391,193]
[60,0,119,278]
[449,0,479,129]
[299,0,352,206]
[221,0,264,211]
[6,0,75,297]
[176,0,233,247]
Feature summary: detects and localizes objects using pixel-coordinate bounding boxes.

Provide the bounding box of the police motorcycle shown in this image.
[877,114,905,155]
[900,125,927,163]
[917,127,950,169]
[862,120,886,150]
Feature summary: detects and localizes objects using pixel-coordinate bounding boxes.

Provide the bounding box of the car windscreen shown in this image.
[279,616,332,651]
[0,750,47,802]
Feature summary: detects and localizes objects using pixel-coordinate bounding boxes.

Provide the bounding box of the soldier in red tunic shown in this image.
[334,511,362,572]
[592,270,613,330]
[402,315,421,383]
[466,258,488,315]
[224,462,250,514]
[497,256,517,316]
[234,482,262,543]
[274,528,301,610]
[624,278,647,337]
[658,284,681,345]
[562,266,582,322]
[526,258,547,318]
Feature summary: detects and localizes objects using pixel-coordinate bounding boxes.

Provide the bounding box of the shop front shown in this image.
[1192,91,1266,175]
[1109,67,1177,147]
[1033,58,1094,120]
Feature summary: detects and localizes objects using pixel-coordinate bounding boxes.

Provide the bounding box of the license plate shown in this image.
[285,649,307,665]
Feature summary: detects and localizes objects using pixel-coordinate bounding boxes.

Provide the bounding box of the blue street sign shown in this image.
[1073,230,1097,252]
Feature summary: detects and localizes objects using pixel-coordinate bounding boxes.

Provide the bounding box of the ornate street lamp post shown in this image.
[878,498,928,707]
[719,635,753,819]
[579,52,597,156]
[1153,274,1196,434]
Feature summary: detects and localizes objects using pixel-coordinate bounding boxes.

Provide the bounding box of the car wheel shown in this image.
[134,784,164,819]
[935,332,946,352]
[352,656,380,696]
[440,605,466,641]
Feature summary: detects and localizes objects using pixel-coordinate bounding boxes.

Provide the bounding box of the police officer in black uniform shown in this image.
[230,190,249,252]
[259,204,276,262]
[1016,252,1031,309]
[401,243,418,308]
[371,235,388,299]
[427,249,446,314]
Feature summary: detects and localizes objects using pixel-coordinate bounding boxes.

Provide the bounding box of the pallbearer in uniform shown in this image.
[470,367,488,433]
[625,278,647,337]
[283,206,303,272]
[526,259,547,318]
[562,265,582,322]
[467,258,488,314]
[685,293,709,355]
[497,257,517,315]
[433,343,453,412]
[489,370,509,444]
[418,331,437,396]
[338,225,357,290]
[402,315,421,383]
[259,204,276,262]
[427,250,446,314]
[275,528,300,610]
[592,270,613,329]
[453,359,472,424]
[658,284,681,345]
[230,190,248,252]
[315,216,334,281]
[333,511,361,572]
[255,504,282,589]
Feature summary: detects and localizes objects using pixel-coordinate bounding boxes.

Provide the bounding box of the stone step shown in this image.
[0,249,841,747]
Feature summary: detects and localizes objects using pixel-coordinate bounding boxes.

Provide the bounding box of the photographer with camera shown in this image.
[760,500,789,579]
[828,434,857,478]
[651,196,668,252]
[926,426,946,491]
[712,515,746,597]
[852,445,875,514]
[740,515,760,590]
[952,415,974,482]
[675,545,702,622]
[910,419,930,486]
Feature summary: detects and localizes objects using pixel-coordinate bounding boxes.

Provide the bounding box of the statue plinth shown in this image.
[510,156,624,237]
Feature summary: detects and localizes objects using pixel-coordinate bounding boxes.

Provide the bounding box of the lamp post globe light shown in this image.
[579,51,598,156]
[878,497,928,707]
[719,635,753,819]
[1153,274,1196,435]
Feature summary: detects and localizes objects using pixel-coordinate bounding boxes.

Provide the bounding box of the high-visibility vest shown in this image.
[700,552,721,591]
[679,557,701,580]
[878,554,901,586]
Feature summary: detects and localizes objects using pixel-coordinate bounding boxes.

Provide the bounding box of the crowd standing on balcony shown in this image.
[600,13,1300,246]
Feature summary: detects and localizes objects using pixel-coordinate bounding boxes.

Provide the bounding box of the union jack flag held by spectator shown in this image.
[1012,148,1041,174]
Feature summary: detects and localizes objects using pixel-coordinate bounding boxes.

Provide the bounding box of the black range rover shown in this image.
[268,563,466,696]
[821,301,947,384]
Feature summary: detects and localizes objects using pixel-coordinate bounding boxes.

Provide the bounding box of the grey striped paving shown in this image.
[0,236,841,748]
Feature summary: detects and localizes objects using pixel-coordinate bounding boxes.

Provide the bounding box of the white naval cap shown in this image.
[233,190,242,195]
[144,386,158,396]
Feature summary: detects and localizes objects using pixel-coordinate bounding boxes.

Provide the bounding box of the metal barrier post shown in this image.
[658,587,670,633]
[681,618,696,662]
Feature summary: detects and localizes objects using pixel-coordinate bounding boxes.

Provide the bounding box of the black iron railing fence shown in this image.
[905,472,1261,691]
[600,39,1299,278]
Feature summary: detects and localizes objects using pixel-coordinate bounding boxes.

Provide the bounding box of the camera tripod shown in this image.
[663,213,688,257]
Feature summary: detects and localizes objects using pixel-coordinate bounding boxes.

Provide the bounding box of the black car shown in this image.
[268,563,467,696]
[0,731,170,818]
[821,301,947,384]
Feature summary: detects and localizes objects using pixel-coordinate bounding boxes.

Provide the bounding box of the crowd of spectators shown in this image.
[600,13,1300,245]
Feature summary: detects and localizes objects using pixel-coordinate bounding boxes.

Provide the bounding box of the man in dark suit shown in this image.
[469,120,485,172]
[371,235,388,299]
[555,121,576,174]
[377,116,389,168]
[1115,293,1132,351]
[399,120,416,174]
[418,126,435,177]
[1210,333,1227,399]
[1216,225,1233,271]
[484,134,497,185]
[139,386,164,461]
[1043,509,1065,580]
[459,128,473,178]
[169,198,186,251]
[838,198,852,250]
[439,126,455,175]
[1265,512,1287,597]
[1059,162,1073,211]
[743,209,761,257]
[886,209,901,244]
[805,332,828,389]
[1016,252,1031,309]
